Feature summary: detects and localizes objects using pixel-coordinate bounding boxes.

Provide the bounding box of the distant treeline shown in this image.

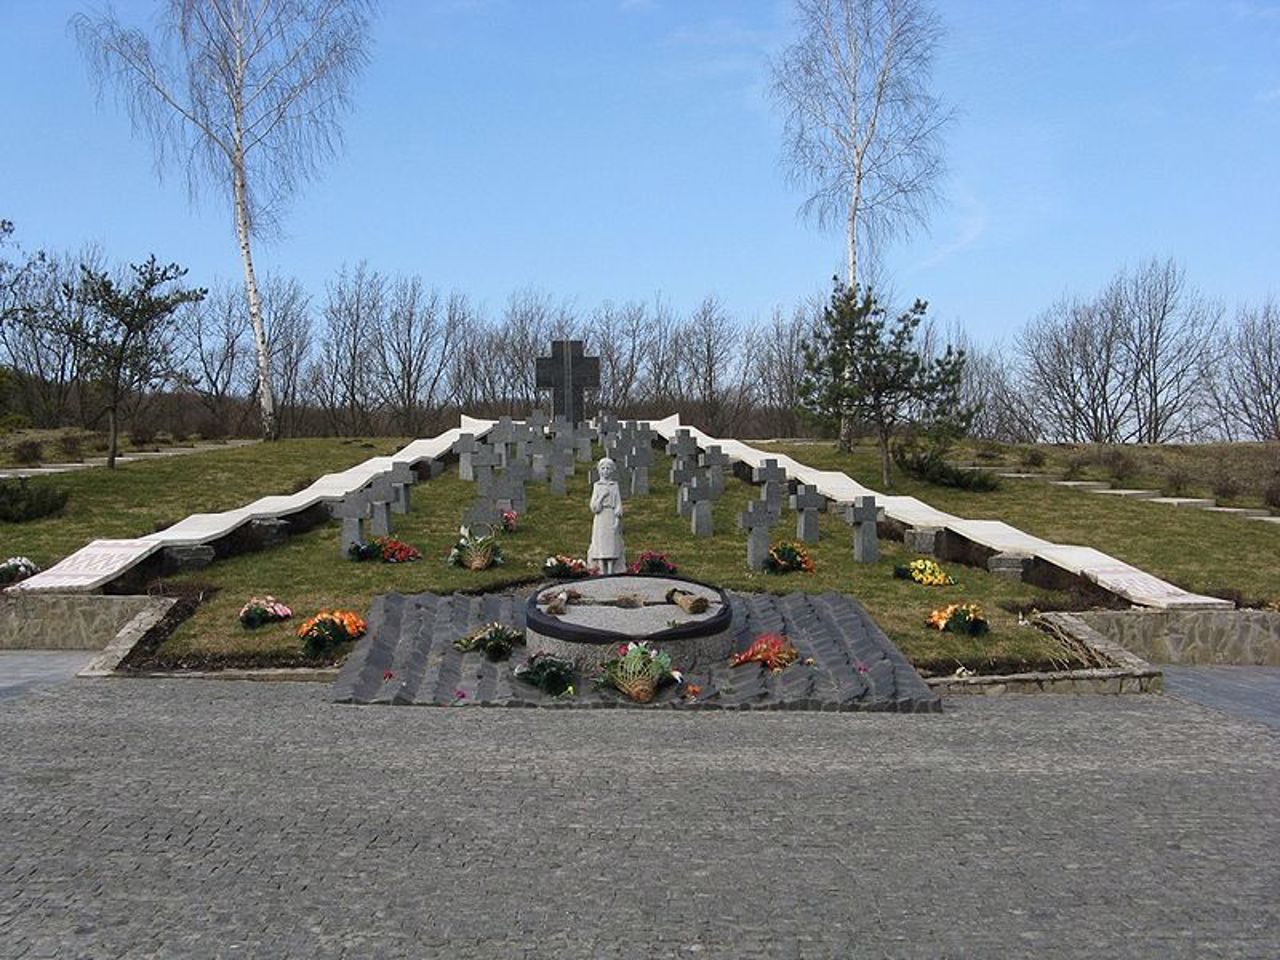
[2,240,1276,444]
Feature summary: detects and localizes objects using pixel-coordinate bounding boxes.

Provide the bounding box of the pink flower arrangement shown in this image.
[239,595,293,629]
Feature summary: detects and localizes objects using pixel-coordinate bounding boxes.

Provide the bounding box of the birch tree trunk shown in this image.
[232,156,277,439]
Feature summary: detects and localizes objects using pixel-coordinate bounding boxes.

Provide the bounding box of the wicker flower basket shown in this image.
[608,657,660,703]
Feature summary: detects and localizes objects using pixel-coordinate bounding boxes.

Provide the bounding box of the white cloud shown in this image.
[912,187,989,272]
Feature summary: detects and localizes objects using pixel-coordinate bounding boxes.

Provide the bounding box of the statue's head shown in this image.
[597,456,617,480]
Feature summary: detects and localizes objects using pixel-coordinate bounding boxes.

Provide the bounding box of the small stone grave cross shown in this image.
[789,484,827,544]
[511,421,535,461]
[489,417,516,467]
[753,459,788,518]
[549,446,575,496]
[576,423,597,462]
[626,442,654,496]
[847,495,880,563]
[332,494,370,557]
[366,478,395,538]
[737,499,776,571]
[497,462,529,512]
[700,445,729,497]
[526,431,551,481]
[388,462,416,515]
[671,460,697,517]
[667,430,700,468]
[597,413,620,439]
[688,473,716,537]
[470,445,501,486]
[463,497,502,533]
[535,340,600,425]
[452,433,480,481]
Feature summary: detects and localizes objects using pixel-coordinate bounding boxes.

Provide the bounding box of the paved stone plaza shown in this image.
[1,677,1277,958]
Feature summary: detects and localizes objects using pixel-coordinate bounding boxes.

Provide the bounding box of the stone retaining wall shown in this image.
[928,612,1164,696]
[1076,609,1280,666]
[0,593,166,650]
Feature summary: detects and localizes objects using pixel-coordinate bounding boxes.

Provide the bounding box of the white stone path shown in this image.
[0,439,261,480]
[11,413,1236,609]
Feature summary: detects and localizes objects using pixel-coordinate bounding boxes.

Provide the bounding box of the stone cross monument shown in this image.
[535,340,600,426]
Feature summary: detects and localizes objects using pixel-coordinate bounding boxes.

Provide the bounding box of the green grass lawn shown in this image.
[952,438,1280,510]
[149,461,1071,676]
[1,437,407,566]
[9,435,1273,677]
[766,441,1280,606]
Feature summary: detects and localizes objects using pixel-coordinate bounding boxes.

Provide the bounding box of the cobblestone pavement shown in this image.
[1,680,1277,959]
[1164,666,1280,730]
[0,652,93,701]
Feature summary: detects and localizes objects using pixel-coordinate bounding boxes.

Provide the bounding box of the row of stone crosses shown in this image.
[330,413,880,572]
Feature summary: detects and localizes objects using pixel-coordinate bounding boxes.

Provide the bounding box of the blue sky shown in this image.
[1,0,1277,344]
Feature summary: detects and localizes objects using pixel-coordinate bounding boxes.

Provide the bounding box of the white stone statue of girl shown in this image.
[588,456,625,574]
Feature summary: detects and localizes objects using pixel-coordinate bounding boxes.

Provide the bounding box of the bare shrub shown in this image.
[1162,467,1192,497]
[11,439,42,465]
[1102,449,1138,485]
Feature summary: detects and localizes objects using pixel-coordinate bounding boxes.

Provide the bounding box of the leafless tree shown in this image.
[636,296,681,410]
[1212,297,1280,442]
[959,341,1038,443]
[372,277,460,436]
[313,263,384,435]
[587,300,652,412]
[1018,294,1134,443]
[1119,258,1221,443]
[72,0,376,440]
[665,296,758,435]
[771,0,950,290]
[745,303,817,437]
[0,249,103,428]
[183,281,250,429]
[257,275,312,437]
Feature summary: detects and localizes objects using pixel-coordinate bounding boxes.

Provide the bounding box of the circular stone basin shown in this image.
[525,574,734,672]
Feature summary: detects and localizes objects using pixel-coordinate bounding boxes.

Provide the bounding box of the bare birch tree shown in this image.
[771,0,949,290]
[71,0,376,439]
[771,0,950,448]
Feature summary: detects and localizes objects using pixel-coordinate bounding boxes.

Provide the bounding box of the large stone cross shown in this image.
[535,340,600,425]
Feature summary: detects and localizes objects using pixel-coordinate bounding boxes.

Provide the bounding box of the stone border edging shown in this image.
[78,598,175,677]
[926,612,1163,695]
[116,668,339,683]
[63,591,1166,698]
